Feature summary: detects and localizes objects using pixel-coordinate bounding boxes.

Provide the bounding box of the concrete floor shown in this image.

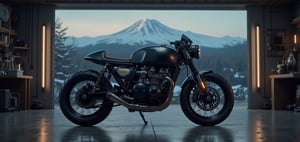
[0,103,300,142]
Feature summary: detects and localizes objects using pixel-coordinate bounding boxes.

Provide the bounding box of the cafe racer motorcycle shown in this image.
[59,34,234,126]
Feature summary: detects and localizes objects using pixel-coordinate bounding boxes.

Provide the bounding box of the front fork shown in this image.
[194,73,207,93]
[185,57,207,93]
[180,47,207,93]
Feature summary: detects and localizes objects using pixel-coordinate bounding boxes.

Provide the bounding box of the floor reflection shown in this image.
[182,126,234,142]
[60,126,112,142]
[122,132,169,142]
[59,125,234,142]
[2,105,300,142]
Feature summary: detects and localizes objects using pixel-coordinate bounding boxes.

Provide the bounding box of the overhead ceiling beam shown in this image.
[0,0,297,11]
[1,0,298,6]
[53,2,248,10]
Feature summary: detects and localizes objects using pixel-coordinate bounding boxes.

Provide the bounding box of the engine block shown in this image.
[130,66,172,105]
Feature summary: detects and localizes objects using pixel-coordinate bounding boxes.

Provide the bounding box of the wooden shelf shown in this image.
[0,27,15,35]
[0,27,9,33]
[13,55,23,59]
[14,46,29,50]
[292,17,300,28]
[269,72,300,79]
[14,46,29,60]
[0,41,6,45]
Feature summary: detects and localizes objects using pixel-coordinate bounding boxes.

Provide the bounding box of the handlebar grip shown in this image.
[170,40,181,45]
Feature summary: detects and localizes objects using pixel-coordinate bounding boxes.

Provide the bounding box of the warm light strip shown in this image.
[294,34,297,44]
[42,25,46,89]
[256,25,260,88]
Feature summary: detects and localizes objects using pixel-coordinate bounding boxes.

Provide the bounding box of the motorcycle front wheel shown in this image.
[59,72,113,126]
[180,73,234,126]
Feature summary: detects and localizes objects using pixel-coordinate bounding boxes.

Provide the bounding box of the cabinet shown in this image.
[0,75,32,110]
[269,73,300,110]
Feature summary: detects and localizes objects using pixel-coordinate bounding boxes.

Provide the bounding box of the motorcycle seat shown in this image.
[85,50,131,65]
[102,50,131,63]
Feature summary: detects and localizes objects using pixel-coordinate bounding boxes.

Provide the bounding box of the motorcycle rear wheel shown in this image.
[59,72,113,126]
[180,73,234,126]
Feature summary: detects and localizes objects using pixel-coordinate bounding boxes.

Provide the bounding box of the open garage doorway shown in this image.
[54,10,247,107]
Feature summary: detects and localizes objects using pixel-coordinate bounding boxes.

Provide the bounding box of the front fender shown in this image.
[180,70,213,90]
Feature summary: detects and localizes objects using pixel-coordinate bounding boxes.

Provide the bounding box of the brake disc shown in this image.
[193,87,220,111]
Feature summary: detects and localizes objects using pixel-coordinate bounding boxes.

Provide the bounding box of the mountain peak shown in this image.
[116,18,178,37]
[67,19,246,48]
[135,19,151,32]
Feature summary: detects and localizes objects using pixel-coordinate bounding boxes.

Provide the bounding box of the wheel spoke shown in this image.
[189,81,225,118]
[68,80,102,116]
[59,73,114,126]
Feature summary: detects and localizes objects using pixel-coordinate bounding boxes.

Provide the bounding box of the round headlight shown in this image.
[189,45,200,59]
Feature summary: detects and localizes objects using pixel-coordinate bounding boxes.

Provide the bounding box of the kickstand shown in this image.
[139,111,148,125]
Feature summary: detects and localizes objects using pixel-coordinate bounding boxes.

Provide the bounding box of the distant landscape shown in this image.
[55,19,248,101]
[66,19,247,84]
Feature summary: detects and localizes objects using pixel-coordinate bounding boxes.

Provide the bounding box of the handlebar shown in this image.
[170,34,201,59]
[170,34,193,48]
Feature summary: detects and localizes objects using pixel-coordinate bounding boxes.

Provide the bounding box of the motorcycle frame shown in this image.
[94,49,207,102]
[90,36,209,110]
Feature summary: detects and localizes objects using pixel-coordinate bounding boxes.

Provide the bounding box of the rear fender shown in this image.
[67,70,112,90]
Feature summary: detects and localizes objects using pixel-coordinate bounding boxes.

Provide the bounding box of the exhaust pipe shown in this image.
[106,76,175,112]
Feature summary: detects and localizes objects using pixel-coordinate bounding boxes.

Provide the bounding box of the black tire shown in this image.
[180,73,234,126]
[59,72,113,126]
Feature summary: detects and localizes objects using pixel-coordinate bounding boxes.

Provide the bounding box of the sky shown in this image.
[55,10,247,38]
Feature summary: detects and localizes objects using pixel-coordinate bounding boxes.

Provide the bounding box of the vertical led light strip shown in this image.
[42,25,46,89]
[255,25,260,89]
[294,34,297,44]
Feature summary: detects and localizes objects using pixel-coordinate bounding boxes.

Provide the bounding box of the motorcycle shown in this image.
[59,34,234,126]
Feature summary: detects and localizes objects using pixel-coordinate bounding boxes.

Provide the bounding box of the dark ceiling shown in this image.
[0,0,296,4]
[0,0,298,9]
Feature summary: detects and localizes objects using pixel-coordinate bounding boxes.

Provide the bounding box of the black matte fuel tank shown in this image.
[130,46,178,67]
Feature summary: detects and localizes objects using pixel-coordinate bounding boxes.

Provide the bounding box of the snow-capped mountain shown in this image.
[66,19,245,48]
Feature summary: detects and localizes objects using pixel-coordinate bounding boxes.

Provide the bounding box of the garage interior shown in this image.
[0,0,300,142]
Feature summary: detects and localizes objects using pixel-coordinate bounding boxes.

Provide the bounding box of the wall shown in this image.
[13,5,55,109]
[247,5,296,109]
[7,2,300,110]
